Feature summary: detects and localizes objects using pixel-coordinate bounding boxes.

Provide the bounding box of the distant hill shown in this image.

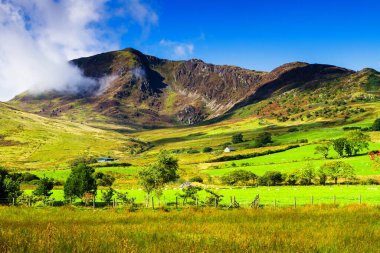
[9,48,380,127]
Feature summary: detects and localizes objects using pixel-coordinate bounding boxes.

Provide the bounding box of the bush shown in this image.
[258,171,283,186]
[372,118,380,131]
[22,173,40,182]
[364,178,379,185]
[254,132,272,147]
[287,128,299,132]
[202,147,213,153]
[221,170,257,185]
[232,133,244,144]
[189,176,203,183]
[95,172,115,187]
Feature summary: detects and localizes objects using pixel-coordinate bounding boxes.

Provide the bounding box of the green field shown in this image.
[1,206,379,252]
[21,185,380,207]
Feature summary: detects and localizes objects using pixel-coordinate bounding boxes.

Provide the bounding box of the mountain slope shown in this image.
[0,102,129,169]
[9,48,356,127]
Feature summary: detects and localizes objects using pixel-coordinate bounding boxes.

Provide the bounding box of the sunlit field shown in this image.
[0,206,379,253]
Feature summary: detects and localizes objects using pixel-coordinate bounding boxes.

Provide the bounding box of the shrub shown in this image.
[221,170,257,185]
[189,176,203,183]
[254,132,272,147]
[95,172,115,187]
[258,171,283,186]
[33,177,54,197]
[232,133,244,144]
[364,178,379,185]
[202,147,213,153]
[372,118,380,131]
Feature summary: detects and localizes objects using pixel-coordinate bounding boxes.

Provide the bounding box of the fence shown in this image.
[0,193,377,209]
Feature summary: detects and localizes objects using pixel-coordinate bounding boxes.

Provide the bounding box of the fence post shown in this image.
[28,197,31,207]
[274,199,276,208]
[93,196,95,209]
[311,196,314,205]
[152,197,154,209]
[294,197,296,208]
[175,197,178,209]
[359,194,362,204]
[12,198,15,206]
[215,198,218,208]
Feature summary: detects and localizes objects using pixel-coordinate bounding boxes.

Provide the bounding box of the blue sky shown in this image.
[113,0,380,71]
[0,0,379,101]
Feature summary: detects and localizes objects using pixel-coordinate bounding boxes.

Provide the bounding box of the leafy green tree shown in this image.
[254,132,272,147]
[95,172,115,187]
[101,187,115,205]
[221,170,257,185]
[297,164,315,185]
[317,167,328,185]
[3,177,23,200]
[33,176,54,197]
[64,163,97,200]
[138,151,179,207]
[177,185,202,205]
[345,130,370,155]
[284,172,298,185]
[0,168,23,201]
[314,144,330,159]
[202,147,213,153]
[321,161,355,184]
[232,133,243,144]
[372,118,380,131]
[332,138,347,157]
[258,171,283,186]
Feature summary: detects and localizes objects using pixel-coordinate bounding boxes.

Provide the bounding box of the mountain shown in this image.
[9,48,376,127]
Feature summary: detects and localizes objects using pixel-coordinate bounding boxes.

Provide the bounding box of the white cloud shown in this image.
[160,39,194,59]
[0,0,158,101]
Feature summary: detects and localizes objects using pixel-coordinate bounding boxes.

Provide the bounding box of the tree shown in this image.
[101,187,115,205]
[64,163,97,200]
[317,167,328,185]
[0,167,22,201]
[297,164,315,185]
[345,130,370,155]
[221,170,257,185]
[138,151,179,207]
[232,133,243,144]
[284,172,298,185]
[177,185,202,205]
[314,144,330,159]
[254,132,272,147]
[321,161,355,184]
[95,172,115,187]
[33,176,54,197]
[332,138,347,157]
[258,171,283,186]
[372,118,380,131]
[202,147,213,153]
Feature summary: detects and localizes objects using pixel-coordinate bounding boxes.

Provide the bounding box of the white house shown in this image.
[224,147,236,153]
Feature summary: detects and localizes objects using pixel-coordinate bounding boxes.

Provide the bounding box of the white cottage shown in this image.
[224,147,236,153]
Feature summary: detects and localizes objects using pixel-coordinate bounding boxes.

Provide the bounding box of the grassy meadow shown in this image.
[0,206,379,252]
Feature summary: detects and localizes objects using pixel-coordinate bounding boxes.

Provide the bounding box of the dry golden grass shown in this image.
[0,205,379,252]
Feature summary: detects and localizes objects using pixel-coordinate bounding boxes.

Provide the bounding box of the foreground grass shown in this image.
[0,206,379,252]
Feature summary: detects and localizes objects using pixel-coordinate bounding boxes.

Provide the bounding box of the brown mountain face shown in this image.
[9,48,354,127]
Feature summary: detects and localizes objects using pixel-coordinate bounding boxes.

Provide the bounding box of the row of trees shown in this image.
[221,161,355,186]
[315,130,370,158]
[232,132,273,147]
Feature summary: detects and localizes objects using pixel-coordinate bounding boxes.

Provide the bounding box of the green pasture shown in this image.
[23,185,380,207]
[204,143,380,176]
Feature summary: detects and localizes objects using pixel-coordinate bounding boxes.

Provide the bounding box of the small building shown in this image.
[224,147,236,153]
[180,181,193,189]
[97,157,115,163]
